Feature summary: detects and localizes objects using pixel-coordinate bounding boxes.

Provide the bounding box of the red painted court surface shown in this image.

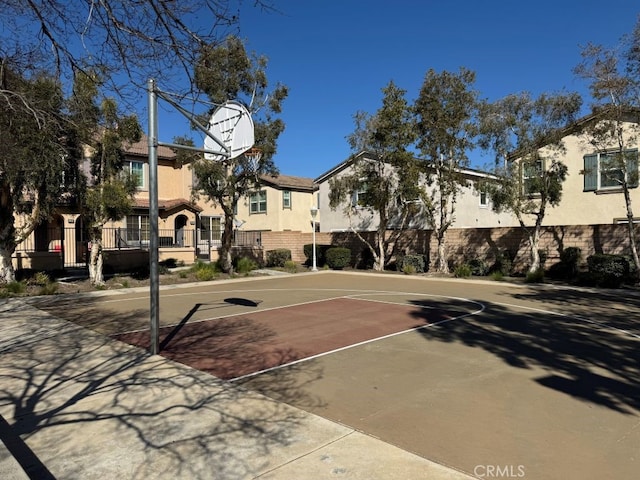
[113,297,457,379]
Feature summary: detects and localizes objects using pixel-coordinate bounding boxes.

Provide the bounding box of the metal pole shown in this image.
[148,79,160,355]
[311,207,318,272]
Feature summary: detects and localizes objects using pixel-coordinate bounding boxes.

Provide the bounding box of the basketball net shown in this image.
[244,147,262,173]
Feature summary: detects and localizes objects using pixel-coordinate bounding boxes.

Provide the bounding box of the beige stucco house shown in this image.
[516,112,639,227]
[236,174,318,233]
[314,152,517,233]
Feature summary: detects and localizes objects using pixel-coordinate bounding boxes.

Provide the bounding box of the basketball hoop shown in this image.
[244,147,262,172]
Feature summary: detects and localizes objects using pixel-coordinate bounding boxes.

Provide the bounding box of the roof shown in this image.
[314,151,499,183]
[124,134,177,160]
[132,198,202,213]
[259,174,317,192]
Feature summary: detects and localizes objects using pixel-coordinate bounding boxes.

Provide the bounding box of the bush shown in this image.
[467,258,489,276]
[586,253,630,288]
[454,263,472,278]
[284,260,298,273]
[548,246,582,280]
[491,249,513,276]
[325,247,351,270]
[356,247,375,270]
[525,268,545,283]
[402,264,417,275]
[266,248,292,268]
[490,271,505,281]
[399,254,425,274]
[191,261,217,281]
[3,281,26,295]
[235,256,258,274]
[303,244,331,267]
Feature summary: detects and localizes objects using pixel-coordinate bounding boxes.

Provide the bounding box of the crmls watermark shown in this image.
[473,465,526,478]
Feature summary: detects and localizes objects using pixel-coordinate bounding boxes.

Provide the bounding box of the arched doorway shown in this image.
[174,215,188,247]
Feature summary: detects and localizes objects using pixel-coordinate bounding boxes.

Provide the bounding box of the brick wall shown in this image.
[259,224,639,271]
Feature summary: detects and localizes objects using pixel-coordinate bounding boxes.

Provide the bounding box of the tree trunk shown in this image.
[219,213,234,274]
[374,231,385,271]
[528,228,541,273]
[623,187,640,280]
[434,227,449,273]
[0,248,16,284]
[88,235,104,286]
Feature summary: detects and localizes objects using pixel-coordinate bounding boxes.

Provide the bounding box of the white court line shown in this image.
[110,288,483,335]
[491,301,640,340]
[229,297,486,382]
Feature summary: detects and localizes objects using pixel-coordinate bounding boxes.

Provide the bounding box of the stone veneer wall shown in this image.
[261,224,639,272]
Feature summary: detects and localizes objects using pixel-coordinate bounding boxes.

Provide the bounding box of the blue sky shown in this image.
[158,1,640,180]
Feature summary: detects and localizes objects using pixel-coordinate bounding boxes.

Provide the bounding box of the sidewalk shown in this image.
[0,297,473,479]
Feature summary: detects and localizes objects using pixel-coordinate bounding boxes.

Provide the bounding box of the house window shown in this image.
[200,216,221,242]
[124,160,145,188]
[479,190,488,207]
[126,215,149,243]
[351,183,371,207]
[522,159,543,196]
[250,191,267,214]
[584,150,639,191]
[282,190,291,209]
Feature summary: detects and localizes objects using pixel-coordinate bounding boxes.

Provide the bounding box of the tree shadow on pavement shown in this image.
[0,298,325,479]
[409,288,640,414]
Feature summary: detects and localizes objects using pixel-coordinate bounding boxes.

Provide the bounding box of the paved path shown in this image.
[0,289,472,479]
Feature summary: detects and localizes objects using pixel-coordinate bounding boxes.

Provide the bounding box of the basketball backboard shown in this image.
[203,100,254,161]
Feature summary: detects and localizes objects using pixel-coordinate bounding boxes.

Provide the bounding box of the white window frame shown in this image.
[200,216,222,242]
[250,191,267,214]
[282,190,291,209]
[124,160,145,189]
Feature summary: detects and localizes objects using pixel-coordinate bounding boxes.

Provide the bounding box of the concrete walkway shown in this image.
[0,297,473,479]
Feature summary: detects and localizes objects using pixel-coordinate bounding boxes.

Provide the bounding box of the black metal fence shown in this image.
[14,227,263,268]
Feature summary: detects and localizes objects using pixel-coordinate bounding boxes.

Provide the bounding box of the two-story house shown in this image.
[314,152,517,233]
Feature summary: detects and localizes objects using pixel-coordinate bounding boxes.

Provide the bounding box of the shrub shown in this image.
[325,247,351,270]
[266,248,292,268]
[399,254,425,274]
[491,250,513,276]
[467,258,489,276]
[303,244,330,267]
[356,247,375,270]
[284,260,298,273]
[490,271,504,281]
[192,261,217,281]
[586,254,630,288]
[1,281,26,296]
[30,271,51,286]
[402,264,417,275]
[548,246,582,280]
[454,263,472,278]
[159,258,178,268]
[525,268,545,283]
[235,256,258,274]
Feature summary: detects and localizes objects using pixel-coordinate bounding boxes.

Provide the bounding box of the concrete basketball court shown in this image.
[21,271,640,479]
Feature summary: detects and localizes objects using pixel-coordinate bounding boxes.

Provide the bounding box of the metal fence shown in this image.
[15,227,263,268]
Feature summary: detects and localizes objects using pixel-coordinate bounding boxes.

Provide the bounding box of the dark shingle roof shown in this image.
[259,174,316,192]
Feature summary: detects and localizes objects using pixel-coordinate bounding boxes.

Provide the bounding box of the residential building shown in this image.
[236,174,318,233]
[314,152,517,233]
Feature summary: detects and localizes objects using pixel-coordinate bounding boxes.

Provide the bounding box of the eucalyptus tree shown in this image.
[68,72,142,286]
[413,68,479,273]
[478,92,582,273]
[190,35,288,273]
[0,62,70,283]
[573,17,640,277]
[329,81,420,271]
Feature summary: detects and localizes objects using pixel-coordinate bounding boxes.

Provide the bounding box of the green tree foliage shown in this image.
[68,72,142,285]
[414,68,479,273]
[573,17,640,278]
[0,61,69,283]
[191,35,288,273]
[478,91,582,273]
[329,81,420,271]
